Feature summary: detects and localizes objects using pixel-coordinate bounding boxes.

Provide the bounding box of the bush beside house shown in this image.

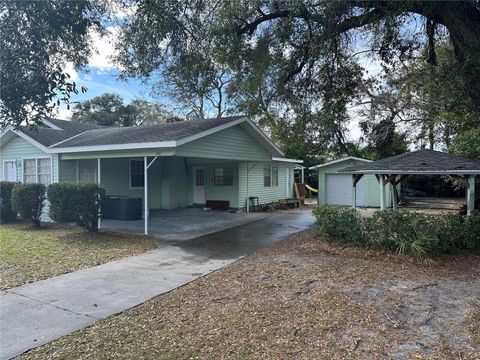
[11,184,46,227]
[47,183,105,232]
[314,205,480,257]
[0,181,17,222]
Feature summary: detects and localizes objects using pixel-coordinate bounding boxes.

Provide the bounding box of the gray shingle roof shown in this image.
[340,149,480,174]
[51,116,245,148]
[20,119,106,147]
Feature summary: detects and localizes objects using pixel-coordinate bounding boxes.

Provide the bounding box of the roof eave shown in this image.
[340,169,480,175]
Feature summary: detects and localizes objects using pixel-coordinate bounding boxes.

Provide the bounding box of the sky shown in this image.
[57,27,154,120]
[57,25,382,142]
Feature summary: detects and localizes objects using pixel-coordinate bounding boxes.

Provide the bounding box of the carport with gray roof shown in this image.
[340,149,480,214]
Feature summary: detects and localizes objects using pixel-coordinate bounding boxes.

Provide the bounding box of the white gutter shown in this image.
[340,170,480,175]
[272,157,303,163]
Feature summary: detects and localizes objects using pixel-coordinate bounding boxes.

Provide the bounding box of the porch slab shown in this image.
[102,208,270,241]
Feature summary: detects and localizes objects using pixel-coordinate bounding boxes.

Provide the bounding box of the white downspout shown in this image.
[144,156,148,235]
[246,162,250,213]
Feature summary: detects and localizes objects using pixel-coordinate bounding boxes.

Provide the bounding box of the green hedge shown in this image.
[11,183,46,227]
[0,181,17,222]
[313,205,480,257]
[47,182,105,232]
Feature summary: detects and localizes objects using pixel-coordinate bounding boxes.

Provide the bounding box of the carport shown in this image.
[340,149,480,215]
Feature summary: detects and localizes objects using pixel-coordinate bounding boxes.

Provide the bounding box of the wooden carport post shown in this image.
[467,175,476,216]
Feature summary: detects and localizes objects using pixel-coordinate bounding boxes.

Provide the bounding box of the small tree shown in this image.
[11,184,46,227]
[0,181,17,222]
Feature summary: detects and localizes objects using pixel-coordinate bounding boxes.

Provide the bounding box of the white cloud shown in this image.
[64,62,79,81]
[56,105,73,120]
[88,27,121,71]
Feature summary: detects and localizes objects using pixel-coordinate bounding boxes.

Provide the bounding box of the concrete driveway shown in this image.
[0,208,314,359]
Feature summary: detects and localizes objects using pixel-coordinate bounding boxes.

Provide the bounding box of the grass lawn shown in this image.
[18,228,480,359]
[0,223,156,290]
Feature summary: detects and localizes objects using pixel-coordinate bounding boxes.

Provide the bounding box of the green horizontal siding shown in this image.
[176,125,272,161]
[0,136,58,221]
[203,163,239,208]
[238,161,294,208]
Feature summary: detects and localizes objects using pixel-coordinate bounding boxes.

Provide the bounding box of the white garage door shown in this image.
[325,174,365,206]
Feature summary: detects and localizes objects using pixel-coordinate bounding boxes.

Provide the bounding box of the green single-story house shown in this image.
[0,116,301,233]
[309,156,394,207]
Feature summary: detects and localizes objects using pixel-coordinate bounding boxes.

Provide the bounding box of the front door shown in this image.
[4,161,16,181]
[193,167,205,204]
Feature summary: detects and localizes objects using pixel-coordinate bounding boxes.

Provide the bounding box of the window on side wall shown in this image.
[130,158,144,188]
[271,166,278,186]
[214,167,233,186]
[23,158,51,185]
[264,165,278,187]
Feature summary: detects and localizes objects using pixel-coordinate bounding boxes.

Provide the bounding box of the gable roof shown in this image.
[52,116,244,149]
[340,149,480,175]
[0,119,105,150]
[309,156,372,170]
[1,116,285,157]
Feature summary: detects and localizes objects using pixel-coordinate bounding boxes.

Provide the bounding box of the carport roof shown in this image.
[340,149,480,175]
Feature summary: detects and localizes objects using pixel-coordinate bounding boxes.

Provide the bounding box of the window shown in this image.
[263,166,271,187]
[271,166,278,186]
[130,158,144,188]
[23,158,51,185]
[264,165,278,187]
[214,167,233,186]
[24,159,36,184]
[38,158,51,185]
[195,168,204,186]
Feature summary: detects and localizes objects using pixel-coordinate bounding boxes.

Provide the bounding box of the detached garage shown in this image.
[310,157,392,207]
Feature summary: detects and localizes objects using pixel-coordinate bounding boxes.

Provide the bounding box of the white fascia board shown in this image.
[41,119,63,130]
[309,156,372,170]
[48,130,89,148]
[341,170,480,175]
[51,140,177,153]
[272,157,303,163]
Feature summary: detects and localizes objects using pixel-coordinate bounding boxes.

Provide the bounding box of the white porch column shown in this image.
[144,156,148,235]
[97,158,101,229]
[379,175,386,210]
[301,168,305,183]
[467,175,476,216]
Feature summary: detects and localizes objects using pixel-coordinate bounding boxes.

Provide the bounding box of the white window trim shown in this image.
[2,159,17,182]
[213,167,234,186]
[264,164,279,187]
[22,156,53,185]
[129,157,145,189]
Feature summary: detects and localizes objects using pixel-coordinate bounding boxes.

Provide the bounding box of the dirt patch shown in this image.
[19,228,480,359]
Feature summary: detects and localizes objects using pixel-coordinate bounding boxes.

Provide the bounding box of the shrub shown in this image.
[313,205,480,258]
[313,205,363,245]
[47,182,105,232]
[0,181,17,222]
[11,183,46,227]
[47,183,80,223]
